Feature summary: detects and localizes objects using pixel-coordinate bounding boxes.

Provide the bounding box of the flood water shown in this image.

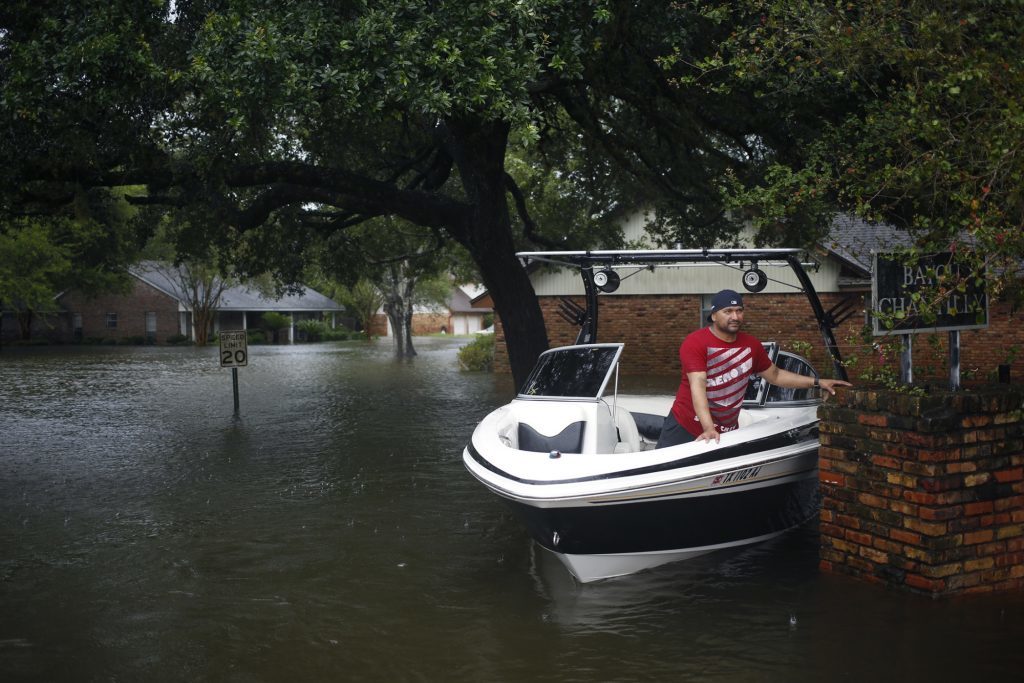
[2,338,1022,682]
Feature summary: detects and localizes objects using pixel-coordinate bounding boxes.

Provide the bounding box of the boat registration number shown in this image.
[712,466,762,486]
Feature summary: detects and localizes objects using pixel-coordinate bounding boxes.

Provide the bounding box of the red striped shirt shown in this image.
[670,327,772,436]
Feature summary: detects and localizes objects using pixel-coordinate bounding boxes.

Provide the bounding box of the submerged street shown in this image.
[2,338,1022,681]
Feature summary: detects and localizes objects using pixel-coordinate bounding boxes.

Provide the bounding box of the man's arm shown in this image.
[759,364,852,399]
[686,371,721,443]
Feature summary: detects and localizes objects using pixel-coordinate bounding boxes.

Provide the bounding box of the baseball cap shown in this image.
[707,289,744,322]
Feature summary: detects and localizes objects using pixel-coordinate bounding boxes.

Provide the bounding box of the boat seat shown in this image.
[518,421,585,454]
[613,406,641,454]
[631,412,665,443]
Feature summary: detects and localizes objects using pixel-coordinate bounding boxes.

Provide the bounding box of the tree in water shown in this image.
[136,260,232,345]
[316,215,450,359]
[338,280,383,339]
[0,218,71,341]
[1,186,140,342]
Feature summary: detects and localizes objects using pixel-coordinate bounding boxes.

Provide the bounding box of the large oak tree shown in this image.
[13,2,1014,383]
[3,1,800,386]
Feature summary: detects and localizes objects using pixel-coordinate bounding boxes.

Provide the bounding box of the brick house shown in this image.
[18,262,345,344]
[492,213,1023,384]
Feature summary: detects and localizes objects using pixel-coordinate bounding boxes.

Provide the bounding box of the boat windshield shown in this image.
[518,344,623,400]
[744,342,779,405]
[745,346,820,406]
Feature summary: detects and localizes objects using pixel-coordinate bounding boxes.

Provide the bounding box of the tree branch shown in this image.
[221,161,469,231]
[503,173,565,249]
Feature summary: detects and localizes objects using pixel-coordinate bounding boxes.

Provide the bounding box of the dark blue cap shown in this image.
[707,289,743,322]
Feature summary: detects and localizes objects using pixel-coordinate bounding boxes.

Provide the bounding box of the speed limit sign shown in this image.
[219,330,248,368]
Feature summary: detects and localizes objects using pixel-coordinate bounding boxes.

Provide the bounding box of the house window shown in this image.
[700,294,714,326]
[72,313,83,332]
[105,313,118,329]
[145,312,157,341]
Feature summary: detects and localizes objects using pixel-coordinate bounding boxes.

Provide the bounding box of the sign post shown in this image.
[219,330,248,415]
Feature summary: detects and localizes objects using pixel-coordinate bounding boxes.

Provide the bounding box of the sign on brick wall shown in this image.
[872,252,988,336]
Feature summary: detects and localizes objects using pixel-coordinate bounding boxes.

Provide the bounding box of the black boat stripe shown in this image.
[465,427,818,486]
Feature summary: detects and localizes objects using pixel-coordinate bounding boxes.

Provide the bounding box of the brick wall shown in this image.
[411,312,451,335]
[57,278,181,343]
[818,386,1024,595]
[494,293,1024,384]
[368,311,453,337]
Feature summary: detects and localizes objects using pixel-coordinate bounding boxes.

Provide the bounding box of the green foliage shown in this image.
[690,0,1024,296]
[457,334,495,372]
[296,319,332,342]
[166,333,190,345]
[20,0,994,381]
[0,218,71,312]
[325,328,355,341]
[334,279,383,335]
[1,210,139,339]
[246,330,267,345]
[787,340,814,359]
[261,311,291,330]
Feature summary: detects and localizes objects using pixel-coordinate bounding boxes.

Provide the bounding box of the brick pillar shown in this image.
[818,386,1024,596]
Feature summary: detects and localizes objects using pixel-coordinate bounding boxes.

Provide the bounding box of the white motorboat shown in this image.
[463,249,851,582]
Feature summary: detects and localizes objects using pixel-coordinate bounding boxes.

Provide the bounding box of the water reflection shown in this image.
[2,339,1022,681]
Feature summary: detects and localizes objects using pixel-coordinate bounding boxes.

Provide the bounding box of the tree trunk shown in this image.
[194,308,212,346]
[474,246,549,390]
[383,292,406,359]
[443,118,549,390]
[402,305,415,356]
[403,279,417,358]
[16,309,33,340]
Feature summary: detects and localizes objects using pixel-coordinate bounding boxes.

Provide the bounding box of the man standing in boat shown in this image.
[657,289,852,447]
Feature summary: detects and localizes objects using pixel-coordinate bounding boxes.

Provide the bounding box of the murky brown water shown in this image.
[2,338,1022,681]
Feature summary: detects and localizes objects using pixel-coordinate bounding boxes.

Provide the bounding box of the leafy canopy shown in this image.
[675,0,1024,297]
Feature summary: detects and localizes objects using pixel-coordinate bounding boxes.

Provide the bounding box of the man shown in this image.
[656,289,852,447]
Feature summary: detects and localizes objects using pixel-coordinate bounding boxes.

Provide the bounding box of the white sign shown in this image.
[219,330,248,368]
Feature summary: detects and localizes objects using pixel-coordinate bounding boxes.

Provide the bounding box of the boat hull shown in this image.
[503,470,818,582]
[464,423,820,582]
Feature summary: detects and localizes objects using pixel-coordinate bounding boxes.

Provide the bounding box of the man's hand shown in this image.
[696,426,720,443]
[819,378,853,401]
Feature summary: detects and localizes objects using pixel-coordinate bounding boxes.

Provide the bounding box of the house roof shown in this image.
[131,262,344,312]
[451,285,492,313]
[820,215,913,276]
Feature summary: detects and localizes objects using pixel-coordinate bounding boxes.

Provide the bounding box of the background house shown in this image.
[491,212,1023,383]
[45,263,344,344]
[448,284,492,335]
[370,284,493,337]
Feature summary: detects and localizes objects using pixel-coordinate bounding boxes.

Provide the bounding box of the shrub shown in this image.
[166,333,189,345]
[119,335,147,345]
[323,327,352,341]
[247,330,267,344]
[296,319,329,342]
[9,338,50,346]
[261,312,291,344]
[457,334,494,372]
